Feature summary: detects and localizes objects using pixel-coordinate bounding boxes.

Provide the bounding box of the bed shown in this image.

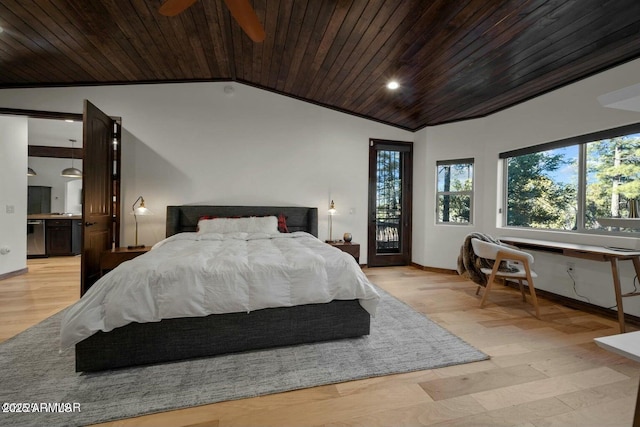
[68,205,377,372]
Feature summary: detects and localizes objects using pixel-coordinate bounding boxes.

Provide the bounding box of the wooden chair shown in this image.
[471,238,540,318]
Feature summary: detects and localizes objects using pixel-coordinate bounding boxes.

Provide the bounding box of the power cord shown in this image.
[567,267,591,303]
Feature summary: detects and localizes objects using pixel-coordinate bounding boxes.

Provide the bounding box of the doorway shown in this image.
[367,139,413,267]
[27,118,84,258]
[1,104,121,295]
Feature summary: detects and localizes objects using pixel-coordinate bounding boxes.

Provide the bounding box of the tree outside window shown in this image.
[504,126,640,233]
[586,135,640,227]
[506,147,578,230]
[437,159,473,224]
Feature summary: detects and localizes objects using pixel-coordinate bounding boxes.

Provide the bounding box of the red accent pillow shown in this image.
[278,213,289,233]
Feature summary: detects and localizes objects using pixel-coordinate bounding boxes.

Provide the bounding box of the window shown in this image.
[505,146,578,229]
[436,158,474,224]
[586,136,640,229]
[502,123,640,233]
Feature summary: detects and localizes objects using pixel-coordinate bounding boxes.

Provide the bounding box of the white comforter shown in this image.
[60,232,379,348]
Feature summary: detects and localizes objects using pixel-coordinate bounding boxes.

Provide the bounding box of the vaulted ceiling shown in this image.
[1,0,639,131]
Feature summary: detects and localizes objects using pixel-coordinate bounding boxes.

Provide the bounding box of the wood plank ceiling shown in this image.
[0,0,639,131]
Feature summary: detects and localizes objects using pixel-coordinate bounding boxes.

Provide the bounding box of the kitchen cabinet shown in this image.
[27,186,51,215]
[44,218,82,256]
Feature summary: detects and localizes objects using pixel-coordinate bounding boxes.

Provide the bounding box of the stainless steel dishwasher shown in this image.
[27,219,46,257]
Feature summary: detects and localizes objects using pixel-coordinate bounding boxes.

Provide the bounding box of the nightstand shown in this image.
[100,246,151,276]
[328,242,360,263]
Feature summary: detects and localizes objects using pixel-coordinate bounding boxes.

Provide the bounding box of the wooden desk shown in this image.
[595,331,640,426]
[501,237,640,333]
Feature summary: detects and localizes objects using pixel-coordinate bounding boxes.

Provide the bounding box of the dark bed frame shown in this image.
[75,206,371,372]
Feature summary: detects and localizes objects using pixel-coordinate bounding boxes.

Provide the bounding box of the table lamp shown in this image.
[327,200,336,243]
[129,196,151,249]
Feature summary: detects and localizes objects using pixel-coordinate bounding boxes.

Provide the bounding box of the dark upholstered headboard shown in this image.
[166,206,318,238]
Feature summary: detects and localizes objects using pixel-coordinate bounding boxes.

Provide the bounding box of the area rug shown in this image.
[0,288,487,426]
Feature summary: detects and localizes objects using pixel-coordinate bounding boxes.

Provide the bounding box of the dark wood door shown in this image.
[367,139,412,267]
[81,100,115,295]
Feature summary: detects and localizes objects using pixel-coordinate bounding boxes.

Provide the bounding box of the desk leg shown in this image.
[610,257,626,334]
[633,257,640,284]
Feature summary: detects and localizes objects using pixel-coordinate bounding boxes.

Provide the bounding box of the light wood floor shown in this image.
[1,258,638,426]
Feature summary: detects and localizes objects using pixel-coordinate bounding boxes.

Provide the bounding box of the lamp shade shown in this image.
[61,167,82,178]
[61,138,82,177]
[133,205,151,216]
[328,200,336,215]
[130,196,152,216]
[27,167,37,176]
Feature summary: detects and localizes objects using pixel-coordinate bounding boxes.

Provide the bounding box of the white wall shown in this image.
[0,82,413,264]
[65,179,82,214]
[414,57,640,315]
[0,115,28,276]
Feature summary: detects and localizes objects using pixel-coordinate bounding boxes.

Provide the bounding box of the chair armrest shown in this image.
[496,247,534,265]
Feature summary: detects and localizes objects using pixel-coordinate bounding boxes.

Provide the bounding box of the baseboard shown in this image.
[503,279,640,328]
[410,262,458,275]
[0,267,28,281]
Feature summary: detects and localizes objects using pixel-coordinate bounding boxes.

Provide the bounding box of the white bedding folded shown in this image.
[60,232,379,349]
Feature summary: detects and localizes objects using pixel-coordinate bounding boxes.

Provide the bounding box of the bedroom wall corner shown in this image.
[411,128,428,265]
[0,115,28,277]
[411,119,489,270]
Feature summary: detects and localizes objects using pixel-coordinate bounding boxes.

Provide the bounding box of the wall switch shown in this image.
[5,205,14,214]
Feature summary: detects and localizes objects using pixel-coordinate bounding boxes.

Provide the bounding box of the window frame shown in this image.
[500,122,640,235]
[436,158,474,225]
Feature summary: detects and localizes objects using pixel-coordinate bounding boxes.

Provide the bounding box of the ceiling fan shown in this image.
[159,0,266,42]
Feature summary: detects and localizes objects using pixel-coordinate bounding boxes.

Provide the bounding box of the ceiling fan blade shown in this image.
[159,0,199,16]
[223,0,266,43]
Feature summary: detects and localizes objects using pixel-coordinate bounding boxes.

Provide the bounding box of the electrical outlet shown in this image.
[566,262,575,272]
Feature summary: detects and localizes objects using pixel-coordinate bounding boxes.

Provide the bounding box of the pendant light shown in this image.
[61,139,82,178]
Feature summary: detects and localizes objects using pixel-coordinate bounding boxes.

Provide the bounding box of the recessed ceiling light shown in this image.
[387,81,400,90]
[65,119,74,123]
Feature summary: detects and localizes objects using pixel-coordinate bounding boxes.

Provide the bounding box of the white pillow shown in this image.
[245,216,278,233]
[197,217,229,234]
[198,216,278,234]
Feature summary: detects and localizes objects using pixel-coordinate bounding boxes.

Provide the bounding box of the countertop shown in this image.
[27,214,82,220]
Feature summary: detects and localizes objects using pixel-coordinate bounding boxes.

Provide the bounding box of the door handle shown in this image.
[85,222,97,227]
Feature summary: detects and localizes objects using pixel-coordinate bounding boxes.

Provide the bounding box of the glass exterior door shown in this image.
[368,140,412,266]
